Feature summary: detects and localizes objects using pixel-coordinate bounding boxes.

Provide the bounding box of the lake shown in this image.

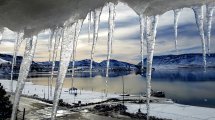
[28,68,215,108]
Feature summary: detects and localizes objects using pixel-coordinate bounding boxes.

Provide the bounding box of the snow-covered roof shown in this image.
[0,0,213,37]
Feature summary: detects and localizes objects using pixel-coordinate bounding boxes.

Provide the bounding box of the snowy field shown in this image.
[126,103,215,120]
[1,79,215,120]
[0,79,119,104]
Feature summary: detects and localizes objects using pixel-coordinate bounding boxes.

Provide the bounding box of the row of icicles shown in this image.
[0,2,212,120]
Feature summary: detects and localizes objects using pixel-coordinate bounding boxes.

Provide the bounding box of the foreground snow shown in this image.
[126,103,215,120]
[0,79,118,104]
[1,79,215,120]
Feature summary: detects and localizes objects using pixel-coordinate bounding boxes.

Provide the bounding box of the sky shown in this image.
[0,2,215,64]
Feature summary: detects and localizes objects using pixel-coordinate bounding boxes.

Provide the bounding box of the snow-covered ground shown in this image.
[126,103,215,120]
[1,79,215,120]
[0,79,119,104]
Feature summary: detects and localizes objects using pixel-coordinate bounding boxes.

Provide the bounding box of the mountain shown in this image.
[0,58,11,74]
[0,53,136,72]
[72,59,100,68]
[138,53,215,69]
[0,54,22,65]
[100,59,136,68]
[0,58,10,65]
[37,59,136,71]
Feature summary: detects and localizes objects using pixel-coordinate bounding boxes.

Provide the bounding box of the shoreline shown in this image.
[1,79,215,120]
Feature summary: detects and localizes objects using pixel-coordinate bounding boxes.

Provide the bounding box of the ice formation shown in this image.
[106,3,116,77]
[90,8,103,77]
[144,15,159,120]
[206,4,214,55]
[10,33,23,93]
[0,1,213,120]
[11,36,38,120]
[139,14,145,72]
[192,6,207,70]
[88,12,92,43]
[105,3,116,97]
[71,19,84,88]
[50,28,63,96]
[0,29,4,44]
[51,19,83,119]
[47,29,55,100]
[173,9,182,54]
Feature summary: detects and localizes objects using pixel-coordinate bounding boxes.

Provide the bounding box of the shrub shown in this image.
[0,83,12,119]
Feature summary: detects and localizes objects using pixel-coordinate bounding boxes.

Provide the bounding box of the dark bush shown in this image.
[0,83,12,119]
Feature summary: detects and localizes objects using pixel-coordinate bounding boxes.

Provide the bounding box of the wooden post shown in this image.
[122,76,125,106]
[22,108,25,120]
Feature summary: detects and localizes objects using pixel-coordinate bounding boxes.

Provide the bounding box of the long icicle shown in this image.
[106,3,115,78]
[139,14,145,73]
[174,9,182,54]
[50,28,63,97]
[71,19,84,88]
[206,4,214,56]
[105,3,115,97]
[88,12,92,43]
[192,6,207,70]
[90,8,102,77]
[48,29,55,100]
[51,22,78,120]
[11,36,38,120]
[145,15,159,120]
[105,2,115,97]
[10,33,22,93]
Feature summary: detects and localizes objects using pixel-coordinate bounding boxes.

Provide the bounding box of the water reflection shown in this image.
[29,69,215,108]
[151,68,215,81]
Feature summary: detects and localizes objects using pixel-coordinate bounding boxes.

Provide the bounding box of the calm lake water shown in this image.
[29,68,215,108]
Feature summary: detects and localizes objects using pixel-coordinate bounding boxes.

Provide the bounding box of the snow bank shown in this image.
[126,103,215,120]
[0,79,118,104]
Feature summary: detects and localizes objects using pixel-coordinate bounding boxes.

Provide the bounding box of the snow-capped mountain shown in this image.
[138,53,215,69]
[0,58,10,65]
[72,59,100,68]
[99,59,136,69]
[37,59,136,71]
[0,58,11,74]
[0,54,22,65]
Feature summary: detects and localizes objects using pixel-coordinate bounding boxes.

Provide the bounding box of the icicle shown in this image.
[106,3,115,77]
[11,36,38,120]
[206,4,214,56]
[173,9,182,54]
[192,6,207,70]
[0,28,4,44]
[47,29,55,100]
[90,8,103,77]
[10,33,23,93]
[71,19,84,88]
[105,3,115,97]
[51,22,79,120]
[49,29,55,53]
[88,12,92,43]
[145,15,159,120]
[50,28,63,97]
[139,14,145,73]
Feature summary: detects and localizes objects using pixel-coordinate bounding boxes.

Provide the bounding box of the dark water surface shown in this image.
[29,68,215,108]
